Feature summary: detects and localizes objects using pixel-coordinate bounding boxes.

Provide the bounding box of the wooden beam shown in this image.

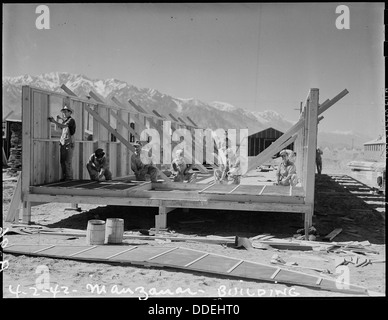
[303,89,319,237]
[168,113,179,122]
[2,147,8,165]
[3,110,14,121]
[186,116,198,128]
[318,89,348,115]
[89,91,105,104]
[26,192,311,213]
[177,117,188,126]
[110,110,139,140]
[111,96,137,114]
[128,99,159,128]
[128,99,149,115]
[21,86,32,223]
[111,97,148,139]
[152,110,165,118]
[60,84,78,97]
[84,104,136,153]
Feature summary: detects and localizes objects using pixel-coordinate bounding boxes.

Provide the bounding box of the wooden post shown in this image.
[21,86,32,223]
[22,201,31,224]
[155,207,175,232]
[304,89,319,238]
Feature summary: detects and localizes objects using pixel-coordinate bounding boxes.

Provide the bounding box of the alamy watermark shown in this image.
[137,123,249,173]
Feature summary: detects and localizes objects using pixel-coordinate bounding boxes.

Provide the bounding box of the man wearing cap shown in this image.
[276,149,298,186]
[130,141,158,182]
[48,104,76,181]
[86,148,112,181]
[171,149,197,183]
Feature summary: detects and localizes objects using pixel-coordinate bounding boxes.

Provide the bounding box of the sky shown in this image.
[2,3,385,138]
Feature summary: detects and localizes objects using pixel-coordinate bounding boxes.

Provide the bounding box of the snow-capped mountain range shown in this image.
[2,72,372,148]
[2,72,293,132]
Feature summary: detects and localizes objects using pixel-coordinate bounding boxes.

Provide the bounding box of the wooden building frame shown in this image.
[7,85,349,238]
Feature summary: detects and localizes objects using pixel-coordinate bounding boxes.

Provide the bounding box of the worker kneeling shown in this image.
[86,148,112,181]
[276,149,298,186]
[171,149,197,183]
[131,141,158,182]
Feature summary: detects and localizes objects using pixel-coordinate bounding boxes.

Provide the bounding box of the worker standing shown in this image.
[316,147,323,174]
[48,105,76,181]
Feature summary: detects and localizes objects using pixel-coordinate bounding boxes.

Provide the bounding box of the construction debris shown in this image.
[234,236,253,250]
[7,122,22,174]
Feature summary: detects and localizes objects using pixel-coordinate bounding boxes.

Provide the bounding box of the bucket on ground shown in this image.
[105,218,124,244]
[86,219,106,245]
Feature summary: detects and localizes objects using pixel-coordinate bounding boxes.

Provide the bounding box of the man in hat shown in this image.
[48,104,76,181]
[130,141,158,182]
[276,149,298,186]
[171,149,197,183]
[86,148,112,181]
[214,138,241,184]
[214,139,230,184]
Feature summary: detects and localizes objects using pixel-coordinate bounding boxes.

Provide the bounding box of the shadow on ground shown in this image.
[45,174,385,244]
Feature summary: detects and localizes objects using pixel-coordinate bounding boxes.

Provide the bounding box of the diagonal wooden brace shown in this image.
[244,89,349,174]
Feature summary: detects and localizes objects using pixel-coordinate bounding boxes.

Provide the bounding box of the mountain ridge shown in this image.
[2,72,372,148]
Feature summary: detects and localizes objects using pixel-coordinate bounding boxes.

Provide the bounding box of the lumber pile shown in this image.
[7,122,22,174]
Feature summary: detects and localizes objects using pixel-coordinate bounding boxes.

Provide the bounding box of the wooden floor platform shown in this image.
[3,243,370,295]
[28,176,307,209]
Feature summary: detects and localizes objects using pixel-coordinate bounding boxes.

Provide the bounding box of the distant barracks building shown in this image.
[363,136,386,162]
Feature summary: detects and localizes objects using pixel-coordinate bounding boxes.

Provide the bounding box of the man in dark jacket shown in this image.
[86,148,112,181]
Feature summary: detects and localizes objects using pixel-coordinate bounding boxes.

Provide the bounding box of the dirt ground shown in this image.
[1,149,386,306]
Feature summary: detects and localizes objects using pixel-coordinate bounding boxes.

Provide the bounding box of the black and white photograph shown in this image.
[2,2,386,307]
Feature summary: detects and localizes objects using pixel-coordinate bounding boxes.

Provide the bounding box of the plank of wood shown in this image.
[88,91,105,104]
[3,110,14,121]
[21,86,32,223]
[252,240,315,251]
[167,113,178,123]
[5,175,22,222]
[85,104,135,150]
[323,228,343,241]
[177,117,188,126]
[186,116,198,128]
[60,84,78,97]
[128,99,149,115]
[2,147,8,165]
[152,110,165,119]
